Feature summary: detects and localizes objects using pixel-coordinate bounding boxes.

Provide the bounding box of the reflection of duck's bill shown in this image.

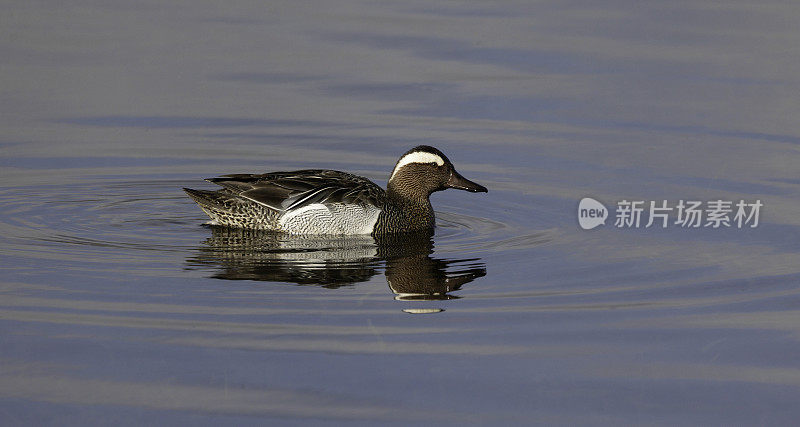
[402,308,444,314]
[393,293,460,301]
[445,270,486,288]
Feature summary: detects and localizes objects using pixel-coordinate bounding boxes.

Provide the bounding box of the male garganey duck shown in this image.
[184,145,487,235]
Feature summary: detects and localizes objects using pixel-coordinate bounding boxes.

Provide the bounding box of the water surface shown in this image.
[2,1,800,424]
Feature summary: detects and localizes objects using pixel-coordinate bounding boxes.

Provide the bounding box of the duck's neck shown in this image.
[380,184,435,233]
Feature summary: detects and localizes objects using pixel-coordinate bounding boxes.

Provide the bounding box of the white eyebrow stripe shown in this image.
[389,152,445,182]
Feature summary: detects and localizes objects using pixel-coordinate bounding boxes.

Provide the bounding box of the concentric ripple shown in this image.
[0,179,200,265]
[0,177,550,272]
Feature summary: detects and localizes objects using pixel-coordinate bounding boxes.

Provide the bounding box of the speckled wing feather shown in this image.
[206,170,386,213]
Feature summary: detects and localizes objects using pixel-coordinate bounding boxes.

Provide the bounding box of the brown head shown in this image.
[386,145,487,200]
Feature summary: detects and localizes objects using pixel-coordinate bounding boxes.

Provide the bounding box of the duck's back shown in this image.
[184,170,386,234]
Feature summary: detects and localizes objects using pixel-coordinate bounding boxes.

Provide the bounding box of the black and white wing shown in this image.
[206,170,386,213]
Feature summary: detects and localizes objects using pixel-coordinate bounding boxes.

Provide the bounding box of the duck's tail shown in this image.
[183,188,231,209]
[183,188,231,226]
[183,188,278,229]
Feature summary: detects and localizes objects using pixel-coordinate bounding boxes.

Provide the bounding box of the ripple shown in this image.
[0,179,201,264]
[435,209,554,254]
[0,178,550,267]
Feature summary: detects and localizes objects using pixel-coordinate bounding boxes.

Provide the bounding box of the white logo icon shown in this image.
[578,197,608,230]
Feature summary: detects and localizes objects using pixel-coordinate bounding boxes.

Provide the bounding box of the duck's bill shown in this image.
[447,170,488,193]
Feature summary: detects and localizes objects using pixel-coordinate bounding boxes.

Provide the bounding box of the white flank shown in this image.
[389,151,444,182]
[279,203,380,235]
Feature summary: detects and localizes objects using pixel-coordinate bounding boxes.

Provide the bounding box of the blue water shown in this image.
[2,1,800,424]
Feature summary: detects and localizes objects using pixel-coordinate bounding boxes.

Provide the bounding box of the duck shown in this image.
[183,145,487,235]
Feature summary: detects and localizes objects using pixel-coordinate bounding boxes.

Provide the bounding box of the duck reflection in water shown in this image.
[186,227,486,300]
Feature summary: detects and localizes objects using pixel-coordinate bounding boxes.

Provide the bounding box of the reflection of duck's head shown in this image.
[377,233,486,300]
[375,232,485,300]
[185,227,486,299]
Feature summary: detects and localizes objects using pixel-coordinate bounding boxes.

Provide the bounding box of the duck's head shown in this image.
[387,145,488,199]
